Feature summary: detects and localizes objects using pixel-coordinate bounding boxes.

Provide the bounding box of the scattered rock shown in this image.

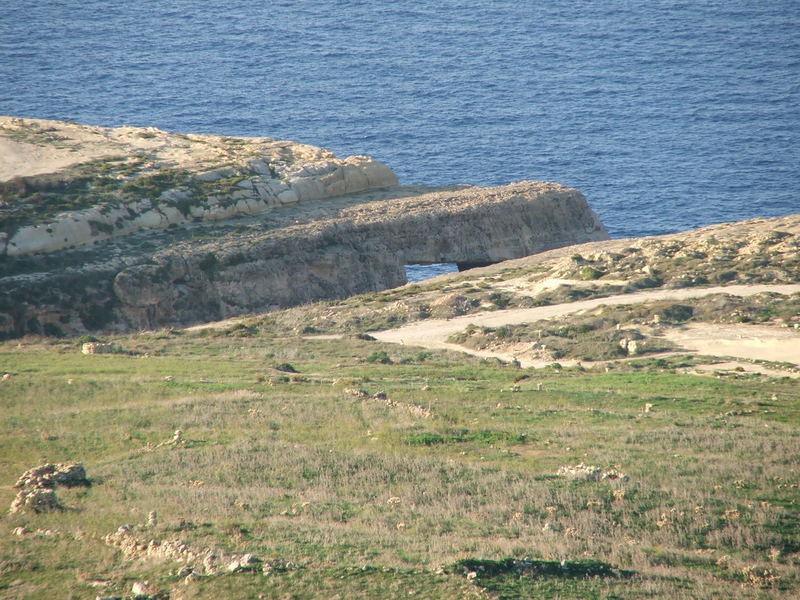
[131,581,155,597]
[203,553,219,575]
[542,522,562,532]
[15,462,89,489]
[10,487,62,514]
[24,528,61,537]
[261,558,302,576]
[176,566,193,578]
[81,342,116,355]
[104,522,289,581]
[2,373,11,380]
[9,462,85,513]
[344,389,432,418]
[557,463,628,481]
[226,553,261,573]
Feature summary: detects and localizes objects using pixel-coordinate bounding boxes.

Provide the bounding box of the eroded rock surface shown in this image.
[0,117,397,257]
[1,118,608,336]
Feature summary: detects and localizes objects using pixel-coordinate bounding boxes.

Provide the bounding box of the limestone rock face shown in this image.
[1,181,607,336]
[0,118,609,336]
[0,117,397,257]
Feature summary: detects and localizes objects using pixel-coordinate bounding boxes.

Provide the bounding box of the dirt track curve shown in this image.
[371,284,800,370]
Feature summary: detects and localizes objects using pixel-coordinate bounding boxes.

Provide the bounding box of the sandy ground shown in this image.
[0,116,284,181]
[0,137,118,180]
[662,323,800,365]
[371,283,800,374]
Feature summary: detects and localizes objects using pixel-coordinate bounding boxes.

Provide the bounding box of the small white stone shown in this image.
[131,581,151,596]
[226,559,242,572]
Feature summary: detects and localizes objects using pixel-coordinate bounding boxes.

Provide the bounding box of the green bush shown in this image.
[366,351,392,364]
[580,266,604,280]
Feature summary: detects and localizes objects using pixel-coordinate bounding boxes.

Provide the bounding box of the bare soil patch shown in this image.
[372,284,800,374]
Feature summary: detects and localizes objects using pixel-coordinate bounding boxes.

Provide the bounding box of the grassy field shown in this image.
[1,326,798,599]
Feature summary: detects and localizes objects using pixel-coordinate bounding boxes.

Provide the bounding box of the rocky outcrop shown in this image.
[0,117,396,257]
[110,182,604,315]
[9,462,90,514]
[0,118,609,336]
[1,181,607,336]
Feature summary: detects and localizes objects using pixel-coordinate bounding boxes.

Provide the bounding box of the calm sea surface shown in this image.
[2,1,798,247]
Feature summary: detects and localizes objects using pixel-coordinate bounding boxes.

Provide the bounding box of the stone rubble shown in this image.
[9,487,61,514]
[343,388,432,418]
[14,462,89,489]
[12,526,60,537]
[103,523,300,579]
[82,342,116,355]
[130,581,157,598]
[10,462,90,514]
[557,463,628,481]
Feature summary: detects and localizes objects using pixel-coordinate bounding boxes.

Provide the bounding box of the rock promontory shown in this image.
[0,117,608,336]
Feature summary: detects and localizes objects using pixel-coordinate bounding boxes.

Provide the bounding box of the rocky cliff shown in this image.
[0,117,397,257]
[0,118,608,336]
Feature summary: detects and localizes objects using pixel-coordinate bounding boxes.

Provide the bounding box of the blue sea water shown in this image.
[1,1,798,244]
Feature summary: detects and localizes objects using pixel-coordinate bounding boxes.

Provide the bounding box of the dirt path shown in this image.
[372,284,800,370]
[662,323,800,365]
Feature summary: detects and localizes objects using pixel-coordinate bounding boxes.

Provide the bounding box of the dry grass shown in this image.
[0,330,798,599]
